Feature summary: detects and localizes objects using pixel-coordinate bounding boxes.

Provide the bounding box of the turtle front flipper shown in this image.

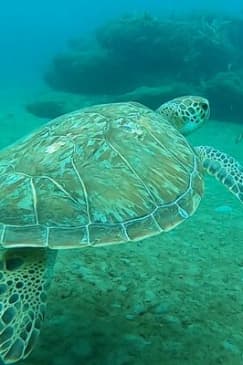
[195,145,243,203]
[0,248,56,364]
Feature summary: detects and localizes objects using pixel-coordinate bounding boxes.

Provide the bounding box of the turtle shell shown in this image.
[0,102,204,248]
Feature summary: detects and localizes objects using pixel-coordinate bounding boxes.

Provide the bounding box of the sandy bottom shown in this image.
[0,87,243,365]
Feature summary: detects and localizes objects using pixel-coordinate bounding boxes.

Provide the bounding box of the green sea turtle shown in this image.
[0,96,242,364]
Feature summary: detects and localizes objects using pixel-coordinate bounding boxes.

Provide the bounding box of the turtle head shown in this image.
[156,96,210,135]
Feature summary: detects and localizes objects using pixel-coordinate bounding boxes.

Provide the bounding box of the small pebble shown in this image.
[153,303,169,315]
[223,339,240,354]
[125,314,135,320]
[214,205,233,214]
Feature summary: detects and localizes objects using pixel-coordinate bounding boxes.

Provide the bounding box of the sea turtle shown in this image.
[0,96,242,364]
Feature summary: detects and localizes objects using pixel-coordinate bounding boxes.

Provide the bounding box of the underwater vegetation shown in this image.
[41,12,243,123]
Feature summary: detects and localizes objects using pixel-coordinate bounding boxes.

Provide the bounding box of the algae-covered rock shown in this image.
[43,12,243,124]
[44,13,199,95]
[116,83,199,109]
[205,71,243,122]
[95,13,169,70]
[45,46,143,95]
[25,100,68,119]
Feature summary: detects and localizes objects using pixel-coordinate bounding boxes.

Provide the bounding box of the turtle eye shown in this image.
[5,257,24,271]
[201,102,209,111]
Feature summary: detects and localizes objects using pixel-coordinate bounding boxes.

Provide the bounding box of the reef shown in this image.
[204,71,243,122]
[25,100,68,119]
[43,12,243,123]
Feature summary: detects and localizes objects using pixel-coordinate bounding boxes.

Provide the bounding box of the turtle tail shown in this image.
[195,145,243,203]
[0,248,57,364]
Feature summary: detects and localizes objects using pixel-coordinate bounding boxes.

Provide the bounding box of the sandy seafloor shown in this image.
[0,87,243,365]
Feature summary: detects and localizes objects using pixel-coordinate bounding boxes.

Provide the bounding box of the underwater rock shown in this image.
[96,13,170,71]
[227,17,243,51]
[26,100,68,119]
[45,13,198,95]
[96,13,234,82]
[43,12,243,124]
[45,47,142,95]
[116,83,198,110]
[205,71,243,122]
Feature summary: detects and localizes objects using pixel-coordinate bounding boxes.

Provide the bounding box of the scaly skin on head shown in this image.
[156,96,210,135]
[157,96,243,204]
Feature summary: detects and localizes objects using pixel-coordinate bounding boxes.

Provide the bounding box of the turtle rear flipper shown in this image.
[196,145,243,203]
[0,248,56,364]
